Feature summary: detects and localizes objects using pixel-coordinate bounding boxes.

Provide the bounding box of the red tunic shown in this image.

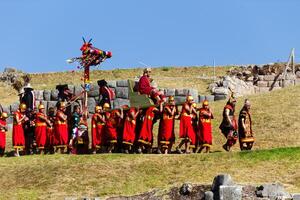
[179,103,196,145]
[0,119,7,149]
[138,106,156,146]
[158,105,175,145]
[198,108,213,146]
[91,113,105,148]
[138,75,153,95]
[123,108,137,145]
[54,110,68,147]
[105,110,119,144]
[35,112,47,148]
[13,110,25,149]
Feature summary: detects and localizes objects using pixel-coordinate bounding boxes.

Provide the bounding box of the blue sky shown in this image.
[0,0,299,72]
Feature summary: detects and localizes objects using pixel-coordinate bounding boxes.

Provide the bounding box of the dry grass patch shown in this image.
[0,147,299,199]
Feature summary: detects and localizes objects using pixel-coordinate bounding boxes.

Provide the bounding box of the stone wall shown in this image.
[3,80,205,118]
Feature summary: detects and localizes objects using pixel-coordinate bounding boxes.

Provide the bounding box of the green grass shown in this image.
[0,147,299,199]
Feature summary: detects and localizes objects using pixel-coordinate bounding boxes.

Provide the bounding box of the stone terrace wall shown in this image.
[3,80,215,120]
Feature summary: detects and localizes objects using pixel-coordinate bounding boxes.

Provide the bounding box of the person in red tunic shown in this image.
[91,105,106,154]
[46,107,56,154]
[54,102,68,153]
[138,68,166,104]
[197,100,214,153]
[176,95,197,154]
[122,106,139,154]
[137,105,160,154]
[13,103,28,156]
[35,104,51,154]
[157,96,177,154]
[103,103,123,153]
[0,112,8,157]
[219,97,238,151]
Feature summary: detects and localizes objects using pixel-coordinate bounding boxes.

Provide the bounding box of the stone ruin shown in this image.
[209,63,300,99]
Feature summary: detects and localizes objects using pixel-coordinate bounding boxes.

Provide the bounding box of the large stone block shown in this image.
[257,81,268,87]
[51,90,59,101]
[263,75,276,81]
[113,98,130,109]
[43,90,51,101]
[256,183,291,199]
[257,75,264,81]
[219,185,242,200]
[292,193,300,200]
[87,84,100,97]
[47,101,58,111]
[107,80,117,88]
[214,94,227,101]
[213,87,229,95]
[116,80,128,87]
[259,87,270,93]
[189,89,198,103]
[295,79,300,85]
[285,73,296,80]
[268,81,280,88]
[164,89,175,97]
[34,90,44,101]
[205,95,215,102]
[116,87,129,99]
[174,96,186,104]
[296,71,300,78]
[212,174,234,200]
[73,86,83,99]
[199,95,206,103]
[2,105,10,114]
[204,191,214,200]
[175,89,190,96]
[282,80,295,87]
[87,98,96,114]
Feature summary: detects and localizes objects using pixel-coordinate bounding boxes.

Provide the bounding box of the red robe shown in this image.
[12,110,25,149]
[138,106,156,146]
[198,108,213,146]
[54,110,68,147]
[179,103,196,146]
[91,113,105,149]
[138,75,153,95]
[158,105,175,146]
[0,119,7,150]
[123,108,137,145]
[35,112,47,148]
[105,110,119,144]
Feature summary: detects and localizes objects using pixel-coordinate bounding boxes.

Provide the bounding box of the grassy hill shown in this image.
[0,66,300,199]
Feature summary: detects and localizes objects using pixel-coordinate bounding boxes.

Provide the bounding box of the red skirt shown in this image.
[123,120,136,145]
[35,125,47,148]
[179,116,196,143]
[47,127,55,146]
[105,124,117,144]
[54,124,68,146]
[199,122,213,146]
[158,118,174,144]
[0,131,6,149]
[92,124,104,148]
[138,118,153,146]
[13,124,25,148]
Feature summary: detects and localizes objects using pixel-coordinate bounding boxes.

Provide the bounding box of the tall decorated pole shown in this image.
[67,37,112,123]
